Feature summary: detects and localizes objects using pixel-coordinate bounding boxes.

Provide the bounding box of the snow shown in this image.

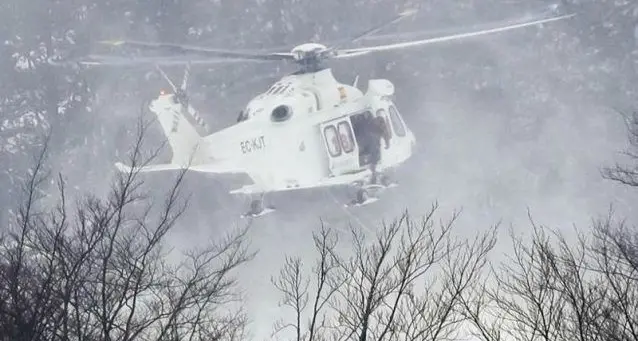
[1,2,638,341]
[13,54,30,70]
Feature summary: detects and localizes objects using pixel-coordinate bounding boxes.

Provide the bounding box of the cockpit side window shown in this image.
[376,108,392,138]
[388,105,406,137]
[237,108,251,122]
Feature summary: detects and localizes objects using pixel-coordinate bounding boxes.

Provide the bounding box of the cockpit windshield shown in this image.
[237,109,249,122]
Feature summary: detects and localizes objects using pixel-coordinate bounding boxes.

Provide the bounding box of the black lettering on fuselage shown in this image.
[240,135,266,154]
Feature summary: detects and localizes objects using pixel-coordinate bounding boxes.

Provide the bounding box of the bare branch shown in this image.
[0,111,252,341]
[470,209,638,341]
[271,257,309,341]
[602,109,638,187]
[273,204,495,341]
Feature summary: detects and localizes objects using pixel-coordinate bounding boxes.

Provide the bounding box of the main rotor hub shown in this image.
[290,43,331,73]
[290,43,329,61]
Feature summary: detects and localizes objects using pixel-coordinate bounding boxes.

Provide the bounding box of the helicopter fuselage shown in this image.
[148,68,415,194]
[106,7,574,214]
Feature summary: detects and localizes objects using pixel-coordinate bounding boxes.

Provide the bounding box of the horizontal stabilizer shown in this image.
[115,162,185,173]
[114,161,246,174]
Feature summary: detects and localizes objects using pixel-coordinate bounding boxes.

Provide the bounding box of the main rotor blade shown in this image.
[330,8,418,49]
[335,12,575,56]
[99,40,296,62]
[75,54,262,66]
[353,9,565,43]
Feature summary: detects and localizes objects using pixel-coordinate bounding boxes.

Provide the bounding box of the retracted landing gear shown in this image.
[241,193,276,218]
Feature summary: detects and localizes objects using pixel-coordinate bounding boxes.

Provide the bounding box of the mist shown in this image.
[1,0,637,340]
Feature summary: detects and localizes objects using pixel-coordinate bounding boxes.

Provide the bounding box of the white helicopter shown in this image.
[72,6,574,217]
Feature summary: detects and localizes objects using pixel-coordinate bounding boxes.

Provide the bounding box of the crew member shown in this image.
[364,115,391,184]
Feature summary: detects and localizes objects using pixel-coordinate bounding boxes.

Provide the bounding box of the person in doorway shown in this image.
[364,114,391,185]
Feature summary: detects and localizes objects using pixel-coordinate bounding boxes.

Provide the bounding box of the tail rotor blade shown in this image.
[155,65,178,93]
[181,62,191,92]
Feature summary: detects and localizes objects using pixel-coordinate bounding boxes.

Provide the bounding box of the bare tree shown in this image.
[463,211,638,341]
[0,116,255,341]
[472,222,571,341]
[603,109,638,187]
[586,212,638,341]
[271,224,341,341]
[271,203,498,341]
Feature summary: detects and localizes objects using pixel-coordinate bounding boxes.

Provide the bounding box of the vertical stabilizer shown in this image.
[149,64,209,166]
[149,95,206,166]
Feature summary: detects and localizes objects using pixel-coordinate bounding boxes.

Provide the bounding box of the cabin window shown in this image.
[337,121,355,153]
[324,125,342,157]
[388,105,406,137]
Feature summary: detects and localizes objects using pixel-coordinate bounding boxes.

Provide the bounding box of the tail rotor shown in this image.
[155,63,210,135]
[155,64,188,105]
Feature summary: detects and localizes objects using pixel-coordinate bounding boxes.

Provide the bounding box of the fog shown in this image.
[1,0,637,340]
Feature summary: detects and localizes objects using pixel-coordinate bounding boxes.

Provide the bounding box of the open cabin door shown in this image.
[320,116,359,176]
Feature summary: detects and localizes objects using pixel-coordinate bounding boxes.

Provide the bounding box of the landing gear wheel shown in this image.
[241,194,275,218]
[344,188,378,207]
[377,173,398,188]
[379,174,391,187]
[356,188,369,203]
[249,199,264,215]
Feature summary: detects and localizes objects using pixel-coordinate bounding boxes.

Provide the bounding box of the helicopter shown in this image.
[66,6,575,217]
